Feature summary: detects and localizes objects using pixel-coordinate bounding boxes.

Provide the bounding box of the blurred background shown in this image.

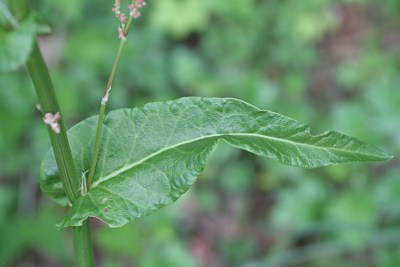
[1,0,400,266]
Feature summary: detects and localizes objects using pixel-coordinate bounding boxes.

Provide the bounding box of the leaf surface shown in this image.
[0,15,36,73]
[40,97,391,227]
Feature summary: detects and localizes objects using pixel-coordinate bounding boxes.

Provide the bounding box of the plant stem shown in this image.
[86,1,142,189]
[14,0,80,205]
[26,43,80,202]
[123,14,135,37]
[28,41,96,267]
[13,1,95,266]
[86,100,107,189]
[86,38,127,189]
[73,220,95,267]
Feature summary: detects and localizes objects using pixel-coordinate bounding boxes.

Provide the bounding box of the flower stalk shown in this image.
[11,0,146,266]
[86,0,147,190]
[12,1,95,266]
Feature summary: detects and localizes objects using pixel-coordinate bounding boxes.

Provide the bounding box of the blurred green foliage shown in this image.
[0,0,399,266]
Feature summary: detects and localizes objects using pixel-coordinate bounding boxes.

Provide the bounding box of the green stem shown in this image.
[14,0,80,204]
[86,2,142,189]
[123,14,135,36]
[27,43,80,202]
[86,1,140,191]
[86,102,106,188]
[86,39,127,189]
[73,220,95,267]
[28,40,96,267]
[28,41,96,267]
[13,1,95,266]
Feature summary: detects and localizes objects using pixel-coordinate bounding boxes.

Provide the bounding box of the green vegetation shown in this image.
[41,97,389,229]
[0,0,398,266]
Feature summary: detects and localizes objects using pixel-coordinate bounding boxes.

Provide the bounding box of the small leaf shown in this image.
[33,13,52,35]
[40,97,392,227]
[0,6,13,30]
[0,14,36,73]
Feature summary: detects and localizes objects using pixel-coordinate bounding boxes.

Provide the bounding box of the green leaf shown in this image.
[33,13,52,35]
[0,14,36,73]
[40,97,391,228]
[0,2,14,30]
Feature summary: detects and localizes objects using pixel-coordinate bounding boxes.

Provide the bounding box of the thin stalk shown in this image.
[86,39,126,189]
[86,1,141,190]
[123,14,135,37]
[13,1,95,266]
[85,102,105,189]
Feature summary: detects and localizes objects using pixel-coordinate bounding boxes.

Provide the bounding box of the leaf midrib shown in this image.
[91,132,379,189]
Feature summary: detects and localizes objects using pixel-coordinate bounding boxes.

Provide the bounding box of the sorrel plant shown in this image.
[2,1,392,266]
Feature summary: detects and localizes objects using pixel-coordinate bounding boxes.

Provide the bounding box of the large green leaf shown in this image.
[40,97,391,227]
[0,14,36,73]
